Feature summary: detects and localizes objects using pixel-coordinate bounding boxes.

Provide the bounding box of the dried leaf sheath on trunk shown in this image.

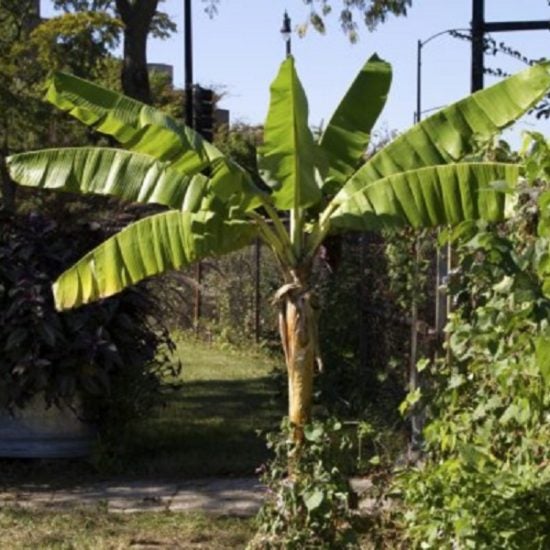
[275,266,321,440]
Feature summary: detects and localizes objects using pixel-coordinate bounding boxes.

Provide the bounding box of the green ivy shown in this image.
[250,418,357,549]
[396,134,550,549]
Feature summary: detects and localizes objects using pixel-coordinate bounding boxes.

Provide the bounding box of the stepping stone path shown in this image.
[0,478,374,516]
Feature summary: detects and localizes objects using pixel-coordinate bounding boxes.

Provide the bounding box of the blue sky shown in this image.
[42,1,550,144]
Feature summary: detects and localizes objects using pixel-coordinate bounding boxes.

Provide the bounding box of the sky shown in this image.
[41,1,550,145]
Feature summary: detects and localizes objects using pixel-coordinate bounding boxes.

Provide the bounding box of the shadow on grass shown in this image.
[0,374,284,488]
[119,376,284,478]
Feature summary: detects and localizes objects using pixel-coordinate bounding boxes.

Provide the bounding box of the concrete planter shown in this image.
[0,395,96,458]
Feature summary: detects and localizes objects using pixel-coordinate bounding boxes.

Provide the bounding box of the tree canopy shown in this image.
[51,0,177,102]
[203,0,412,41]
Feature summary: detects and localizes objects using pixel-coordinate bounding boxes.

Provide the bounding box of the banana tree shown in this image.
[7,55,550,440]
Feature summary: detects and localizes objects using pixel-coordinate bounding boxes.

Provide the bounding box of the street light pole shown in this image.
[415,29,470,123]
[470,0,550,92]
[281,11,292,57]
[184,0,193,128]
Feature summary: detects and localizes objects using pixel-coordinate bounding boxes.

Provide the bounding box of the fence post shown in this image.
[254,239,261,342]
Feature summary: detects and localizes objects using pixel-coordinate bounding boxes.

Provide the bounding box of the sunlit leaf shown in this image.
[332,62,550,206]
[259,56,322,210]
[53,210,257,310]
[330,163,519,231]
[320,53,392,192]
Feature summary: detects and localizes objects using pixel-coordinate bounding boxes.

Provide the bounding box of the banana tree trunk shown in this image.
[276,266,320,442]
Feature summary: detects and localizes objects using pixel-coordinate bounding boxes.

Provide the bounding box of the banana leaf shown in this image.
[45,72,261,208]
[258,56,322,210]
[332,62,550,206]
[319,53,392,193]
[7,147,211,211]
[53,210,257,310]
[330,162,519,231]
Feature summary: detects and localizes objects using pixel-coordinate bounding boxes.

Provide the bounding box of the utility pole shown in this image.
[471,0,550,92]
[184,0,203,330]
[471,0,485,92]
[184,0,193,127]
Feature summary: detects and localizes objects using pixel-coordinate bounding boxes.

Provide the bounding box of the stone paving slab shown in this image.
[170,478,265,516]
[106,482,178,513]
[0,477,374,516]
[0,477,266,516]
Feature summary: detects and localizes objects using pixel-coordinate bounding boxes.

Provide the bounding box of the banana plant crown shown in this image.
[7,54,550,309]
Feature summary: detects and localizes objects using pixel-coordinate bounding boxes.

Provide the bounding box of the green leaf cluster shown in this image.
[397,136,550,548]
[0,210,179,421]
[250,418,356,549]
[8,55,550,309]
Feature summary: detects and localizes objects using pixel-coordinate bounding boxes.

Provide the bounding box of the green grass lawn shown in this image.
[0,507,255,549]
[0,338,285,486]
[118,338,285,478]
[0,506,393,549]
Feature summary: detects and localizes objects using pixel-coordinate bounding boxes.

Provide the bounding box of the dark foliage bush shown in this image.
[316,233,408,423]
[0,207,180,427]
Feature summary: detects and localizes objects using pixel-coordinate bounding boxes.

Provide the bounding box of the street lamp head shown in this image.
[281,11,291,42]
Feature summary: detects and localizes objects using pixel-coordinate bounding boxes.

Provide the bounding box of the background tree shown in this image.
[114,0,160,103]
[0,0,125,212]
[203,0,412,41]
[52,0,176,103]
[0,0,48,210]
[28,10,121,78]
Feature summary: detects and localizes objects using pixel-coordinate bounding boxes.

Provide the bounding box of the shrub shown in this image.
[0,208,179,429]
[250,418,356,550]
[396,136,550,549]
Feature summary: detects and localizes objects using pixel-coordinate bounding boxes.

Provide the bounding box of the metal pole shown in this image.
[409,238,422,452]
[485,20,550,32]
[415,39,422,123]
[471,0,485,92]
[184,0,193,127]
[184,0,202,330]
[254,239,261,342]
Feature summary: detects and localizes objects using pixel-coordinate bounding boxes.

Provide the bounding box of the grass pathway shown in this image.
[1,339,285,486]
[120,339,285,478]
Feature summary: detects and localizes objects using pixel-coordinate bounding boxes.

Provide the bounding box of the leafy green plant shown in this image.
[0,210,179,428]
[396,134,550,549]
[7,56,549,443]
[250,418,356,549]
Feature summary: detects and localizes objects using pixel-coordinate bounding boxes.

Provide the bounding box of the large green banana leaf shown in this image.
[319,54,392,193]
[332,62,550,206]
[6,147,211,211]
[45,72,261,209]
[7,146,261,213]
[47,72,207,167]
[53,210,257,310]
[258,56,322,210]
[330,162,518,231]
